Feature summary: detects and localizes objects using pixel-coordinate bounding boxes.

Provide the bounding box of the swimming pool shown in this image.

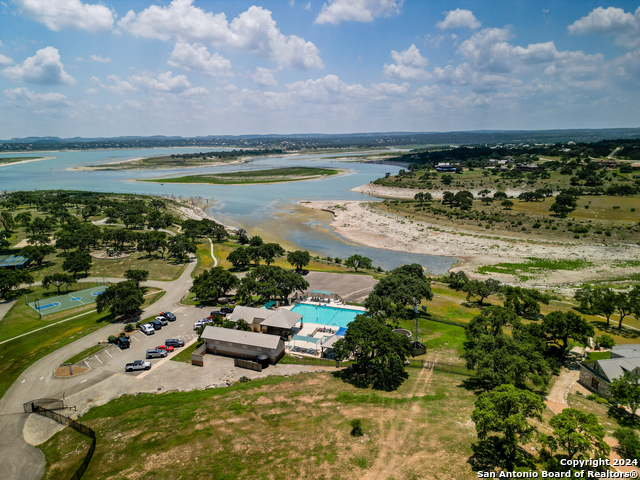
[290,304,361,329]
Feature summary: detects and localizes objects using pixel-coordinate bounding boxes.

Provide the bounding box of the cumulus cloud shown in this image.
[167,42,233,77]
[119,1,323,69]
[2,47,76,85]
[3,86,72,106]
[91,75,137,94]
[0,54,13,65]
[437,9,481,30]
[315,0,403,25]
[128,70,208,96]
[568,6,640,48]
[383,44,428,80]
[90,54,111,63]
[251,67,279,86]
[12,0,114,32]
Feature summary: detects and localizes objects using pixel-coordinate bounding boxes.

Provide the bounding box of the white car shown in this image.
[140,324,155,335]
[155,316,169,326]
[193,319,213,331]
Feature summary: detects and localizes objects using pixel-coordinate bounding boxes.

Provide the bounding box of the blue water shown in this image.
[291,304,360,328]
[0,148,458,273]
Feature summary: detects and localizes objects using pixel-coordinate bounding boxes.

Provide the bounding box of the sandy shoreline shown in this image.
[299,199,640,285]
[0,156,56,168]
[352,183,528,199]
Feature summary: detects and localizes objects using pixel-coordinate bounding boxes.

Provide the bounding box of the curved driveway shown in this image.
[0,255,197,480]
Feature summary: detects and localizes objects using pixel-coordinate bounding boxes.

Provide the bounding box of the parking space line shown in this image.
[94,355,102,364]
[131,335,140,342]
[84,360,91,370]
[105,349,113,358]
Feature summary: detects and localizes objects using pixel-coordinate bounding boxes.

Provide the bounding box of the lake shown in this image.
[0,148,457,273]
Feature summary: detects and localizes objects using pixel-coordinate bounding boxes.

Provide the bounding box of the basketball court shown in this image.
[27,285,107,316]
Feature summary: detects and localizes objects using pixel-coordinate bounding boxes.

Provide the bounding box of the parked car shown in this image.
[210,310,223,317]
[150,319,163,330]
[220,307,234,314]
[161,311,176,322]
[296,269,309,275]
[125,360,151,372]
[140,324,155,335]
[157,344,174,353]
[116,336,130,349]
[165,338,185,348]
[155,316,169,326]
[194,318,214,330]
[146,349,168,359]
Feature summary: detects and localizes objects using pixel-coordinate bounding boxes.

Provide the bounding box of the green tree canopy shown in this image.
[20,245,55,268]
[167,234,196,262]
[96,280,144,318]
[237,265,309,304]
[287,250,311,271]
[42,273,75,293]
[0,269,33,299]
[124,269,149,287]
[366,264,433,317]
[227,247,252,270]
[610,371,640,418]
[333,314,411,391]
[542,311,594,356]
[472,384,544,471]
[191,266,240,304]
[62,250,92,278]
[541,408,609,460]
[344,254,372,272]
[258,243,285,265]
[462,279,501,305]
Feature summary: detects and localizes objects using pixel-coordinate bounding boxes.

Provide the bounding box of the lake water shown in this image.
[0,148,457,273]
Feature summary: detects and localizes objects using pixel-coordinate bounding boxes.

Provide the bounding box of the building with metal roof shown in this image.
[0,254,30,270]
[201,326,285,364]
[580,350,640,398]
[228,305,302,336]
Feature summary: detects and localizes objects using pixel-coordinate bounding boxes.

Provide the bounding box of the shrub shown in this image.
[350,419,364,437]
[239,376,250,383]
[533,222,541,228]
[107,335,117,344]
[613,206,620,210]
[326,257,332,262]
[334,258,342,264]
[124,323,134,332]
[584,205,589,209]
[613,427,640,460]
[597,334,615,349]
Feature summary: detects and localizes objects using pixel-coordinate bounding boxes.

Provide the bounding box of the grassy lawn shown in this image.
[0,156,43,164]
[477,257,593,276]
[40,369,479,480]
[585,351,611,362]
[89,252,187,282]
[142,167,342,185]
[0,288,165,400]
[171,342,199,364]
[38,426,92,480]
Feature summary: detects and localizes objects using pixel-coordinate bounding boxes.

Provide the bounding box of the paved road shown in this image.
[0,254,198,480]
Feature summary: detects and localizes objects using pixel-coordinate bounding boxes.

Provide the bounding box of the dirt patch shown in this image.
[54,365,89,377]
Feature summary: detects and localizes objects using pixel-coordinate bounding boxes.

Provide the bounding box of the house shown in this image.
[631,163,640,171]
[200,326,285,364]
[435,163,457,173]
[579,345,640,398]
[228,306,302,337]
[514,164,539,172]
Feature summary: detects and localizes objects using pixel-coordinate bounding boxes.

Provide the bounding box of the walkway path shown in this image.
[207,237,218,267]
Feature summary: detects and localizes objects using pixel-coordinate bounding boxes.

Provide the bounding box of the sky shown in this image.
[0,0,639,138]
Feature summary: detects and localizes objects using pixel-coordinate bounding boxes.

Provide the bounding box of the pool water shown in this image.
[291,304,361,329]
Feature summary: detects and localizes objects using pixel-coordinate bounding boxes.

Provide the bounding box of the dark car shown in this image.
[165,339,185,348]
[116,336,130,349]
[296,269,309,275]
[161,311,176,322]
[146,349,167,359]
[150,319,163,330]
[210,310,223,317]
[220,307,234,315]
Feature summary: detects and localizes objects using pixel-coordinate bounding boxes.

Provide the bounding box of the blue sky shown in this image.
[1,0,639,138]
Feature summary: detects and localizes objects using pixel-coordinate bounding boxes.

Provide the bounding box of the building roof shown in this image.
[228,306,269,324]
[0,255,29,268]
[321,335,344,349]
[590,356,640,382]
[259,309,302,329]
[202,326,282,349]
[612,344,640,352]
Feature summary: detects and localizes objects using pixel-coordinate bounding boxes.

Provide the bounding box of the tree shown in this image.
[287,250,311,271]
[0,231,10,249]
[462,279,501,305]
[610,371,640,418]
[503,286,550,318]
[227,247,252,270]
[540,408,609,460]
[542,311,594,356]
[236,229,249,245]
[0,269,33,299]
[613,428,640,460]
[447,271,469,291]
[493,191,508,201]
[124,269,149,287]
[259,243,285,265]
[367,264,433,316]
[237,265,309,304]
[615,292,632,330]
[96,281,144,318]
[80,204,99,221]
[62,250,92,278]
[462,306,551,388]
[472,384,544,471]
[441,174,453,185]
[345,254,372,272]
[592,287,617,327]
[168,234,196,262]
[549,193,577,218]
[20,245,55,268]
[333,315,411,391]
[191,266,240,304]
[249,235,263,247]
[501,200,514,210]
[42,273,75,293]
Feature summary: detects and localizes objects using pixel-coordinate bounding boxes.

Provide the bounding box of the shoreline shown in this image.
[299,199,640,286]
[0,156,56,168]
[68,156,248,172]
[351,183,529,199]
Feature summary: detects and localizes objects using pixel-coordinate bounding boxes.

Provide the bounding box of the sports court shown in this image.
[27,285,107,316]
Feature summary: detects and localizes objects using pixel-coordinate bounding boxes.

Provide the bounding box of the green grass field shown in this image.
[141,167,342,185]
[0,156,43,164]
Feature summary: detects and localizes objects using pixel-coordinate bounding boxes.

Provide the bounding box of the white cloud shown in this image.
[90,54,111,63]
[304,2,311,10]
[119,1,323,69]
[251,67,279,86]
[383,44,428,80]
[0,53,13,65]
[128,70,208,96]
[167,42,233,77]
[92,75,137,95]
[437,9,481,30]
[2,47,76,85]
[371,82,409,95]
[12,0,114,32]
[315,0,403,25]
[568,6,640,48]
[3,86,72,106]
